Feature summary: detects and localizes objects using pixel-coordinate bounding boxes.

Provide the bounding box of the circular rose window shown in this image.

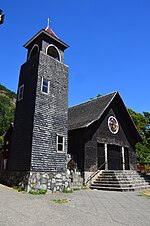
[108,116,119,134]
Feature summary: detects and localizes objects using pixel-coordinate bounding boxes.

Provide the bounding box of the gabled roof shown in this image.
[45,26,58,38]
[23,28,69,50]
[68,92,142,144]
[68,92,117,130]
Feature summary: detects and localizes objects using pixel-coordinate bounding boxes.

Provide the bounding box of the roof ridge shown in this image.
[69,91,118,109]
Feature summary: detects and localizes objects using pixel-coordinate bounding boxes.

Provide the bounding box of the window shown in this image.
[28,44,39,61]
[108,116,119,134]
[47,45,60,61]
[41,78,49,94]
[18,84,24,101]
[57,135,65,152]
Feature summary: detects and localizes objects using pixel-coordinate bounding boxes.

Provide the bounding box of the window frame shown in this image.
[28,44,39,61]
[41,77,50,94]
[46,44,61,62]
[18,84,24,101]
[56,135,65,152]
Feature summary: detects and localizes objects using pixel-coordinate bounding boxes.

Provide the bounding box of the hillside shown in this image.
[0,84,16,136]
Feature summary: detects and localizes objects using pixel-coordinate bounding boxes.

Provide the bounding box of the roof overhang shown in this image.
[23,29,69,50]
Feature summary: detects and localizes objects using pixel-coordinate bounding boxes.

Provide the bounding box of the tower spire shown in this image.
[47,18,50,28]
[45,18,58,39]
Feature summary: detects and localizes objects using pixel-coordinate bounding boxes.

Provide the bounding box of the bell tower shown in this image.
[10,23,69,192]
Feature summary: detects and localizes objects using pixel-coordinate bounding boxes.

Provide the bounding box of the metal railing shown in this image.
[86,162,106,185]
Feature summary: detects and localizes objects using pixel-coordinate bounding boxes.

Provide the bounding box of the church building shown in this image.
[68,92,141,182]
[0,25,143,192]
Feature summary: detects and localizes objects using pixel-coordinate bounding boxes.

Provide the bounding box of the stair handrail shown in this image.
[86,162,106,185]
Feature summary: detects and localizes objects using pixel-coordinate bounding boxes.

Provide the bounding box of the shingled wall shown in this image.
[30,51,68,172]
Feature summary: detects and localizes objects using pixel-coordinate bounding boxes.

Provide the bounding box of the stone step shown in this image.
[102,171,141,175]
[89,170,150,192]
[99,174,139,177]
[97,176,147,182]
[102,172,140,176]
[97,177,118,180]
[102,171,138,174]
[94,179,148,185]
[90,185,150,192]
[92,182,149,188]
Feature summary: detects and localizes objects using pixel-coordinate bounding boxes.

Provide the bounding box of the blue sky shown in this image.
[0,0,150,113]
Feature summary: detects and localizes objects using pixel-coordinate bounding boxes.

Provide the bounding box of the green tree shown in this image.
[128,109,150,164]
[0,84,16,136]
[0,135,4,149]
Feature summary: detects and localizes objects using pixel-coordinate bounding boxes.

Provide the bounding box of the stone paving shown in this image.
[0,184,150,226]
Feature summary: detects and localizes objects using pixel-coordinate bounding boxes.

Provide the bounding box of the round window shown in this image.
[108,116,119,134]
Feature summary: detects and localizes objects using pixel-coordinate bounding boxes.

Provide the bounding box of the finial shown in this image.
[47,18,50,28]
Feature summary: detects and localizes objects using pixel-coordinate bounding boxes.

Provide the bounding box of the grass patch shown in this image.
[13,186,25,192]
[52,199,70,204]
[29,189,47,195]
[82,186,89,190]
[73,187,81,191]
[139,190,150,198]
[63,189,73,193]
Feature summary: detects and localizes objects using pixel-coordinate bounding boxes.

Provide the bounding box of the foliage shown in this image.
[13,186,25,192]
[0,135,4,149]
[96,94,102,98]
[52,199,70,204]
[128,109,150,164]
[139,190,150,198]
[136,143,150,164]
[90,93,102,100]
[63,188,73,193]
[29,189,47,195]
[38,189,47,194]
[81,186,88,190]
[0,84,16,99]
[128,109,147,135]
[0,84,16,138]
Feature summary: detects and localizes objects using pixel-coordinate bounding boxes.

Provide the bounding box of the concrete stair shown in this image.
[90,170,150,191]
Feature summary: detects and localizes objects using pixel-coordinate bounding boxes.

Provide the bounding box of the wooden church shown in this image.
[0,24,146,192]
[68,92,141,182]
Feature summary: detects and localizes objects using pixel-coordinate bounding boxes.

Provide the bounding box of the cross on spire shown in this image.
[47,18,51,28]
[45,18,58,39]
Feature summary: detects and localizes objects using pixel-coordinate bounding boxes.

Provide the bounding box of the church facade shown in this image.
[0,26,141,192]
[68,92,141,181]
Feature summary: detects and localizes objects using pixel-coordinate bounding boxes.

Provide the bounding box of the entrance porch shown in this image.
[97,143,129,171]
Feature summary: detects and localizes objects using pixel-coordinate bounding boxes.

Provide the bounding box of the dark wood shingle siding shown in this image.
[10,54,39,171]
[68,92,116,130]
[30,52,68,172]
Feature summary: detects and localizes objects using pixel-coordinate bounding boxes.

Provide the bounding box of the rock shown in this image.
[27,185,31,193]
[47,189,52,195]
[52,178,56,183]
[36,172,41,180]
[40,184,47,190]
[55,174,62,179]
[41,178,47,184]
[53,187,57,193]
[65,182,68,188]
[62,176,66,181]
